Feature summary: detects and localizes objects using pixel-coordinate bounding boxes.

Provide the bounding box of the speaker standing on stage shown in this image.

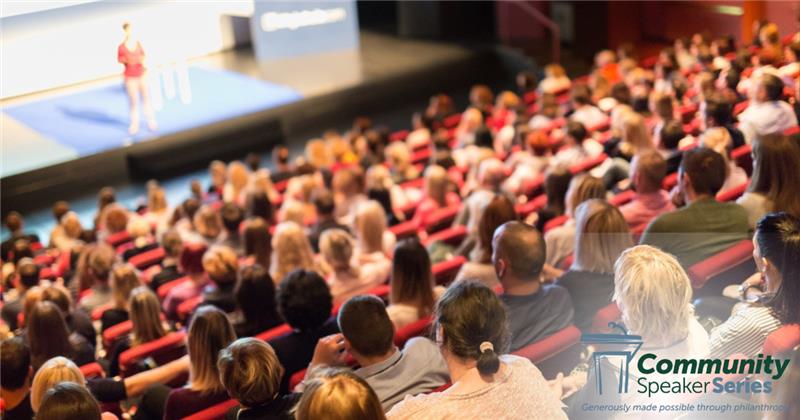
[118,22,157,135]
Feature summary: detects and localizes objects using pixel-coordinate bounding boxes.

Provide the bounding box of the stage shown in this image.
[1,31,517,214]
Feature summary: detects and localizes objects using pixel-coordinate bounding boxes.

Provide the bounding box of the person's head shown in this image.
[180,242,208,276]
[277,269,332,331]
[61,211,84,241]
[148,186,167,213]
[332,167,364,198]
[423,165,449,207]
[243,217,271,269]
[544,166,573,215]
[755,212,800,324]
[659,119,685,151]
[209,160,227,188]
[271,222,316,281]
[385,142,413,173]
[516,71,537,92]
[544,63,566,79]
[312,188,336,218]
[181,197,201,223]
[470,84,494,110]
[700,126,734,166]
[235,264,278,328]
[97,187,116,212]
[435,281,509,375]
[492,221,546,285]
[295,368,386,420]
[759,22,781,47]
[30,357,84,412]
[565,120,587,146]
[37,381,101,420]
[679,146,727,201]
[194,205,223,240]
[750,134,800,217]
[621,111,653,153]
[273,145,290,168]
[1,337,32,393]
[571,84,593,106]
[538,92,560,118]
[27,301,73,370]
[390,238,435,315]
[525,130,551,157]
[126,216,151,240]
[103,205,129,234]
[245,191,274,223]
[161,229,183,259]
[87,244,114,285]
[111,264,141,309]
[319,229,355,273]
[128,286,166,345]
[651,93,674,121]
[477,195,517,264]
[218,338,283,408]
[703,96,734,128]
[477,158,506,191]
[187,305,236,393]
[630,150,668,194]
[614,245,693,347]
[611,82,631,105]
[14,257,40,291]
[227,161,250,192]
[573,199,633,274]
[4,211,23,233]
[203,246,239,286]
[354,200,387,254]
[757,73,784,103]
[221,203,244,234]
[52,201,70,223]
[338,295,395,359]
[565,174,606,216]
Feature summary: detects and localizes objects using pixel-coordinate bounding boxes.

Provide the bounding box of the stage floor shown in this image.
[1,32,474,178]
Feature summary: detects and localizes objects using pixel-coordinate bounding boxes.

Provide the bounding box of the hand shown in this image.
[309,334,347,368]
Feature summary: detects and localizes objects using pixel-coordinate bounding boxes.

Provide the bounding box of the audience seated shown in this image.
[37,381,109,420]
[387,281,567,419]
[297,368,386,420]
[321,229,390,304]
[122,218,158,262]
[200,246,239,313]
[308,295,449,410]
[1,258,40,330]
[219,203,245,254]
[641,147,750,267]
[233,264,282,337]
[412,165,460,229]
[709,212,800,358]
[1,337,34,420]
[544,174,606,269]
[619,150,675,234]
[454,158,506,239]
[553,121,603,167]
[455,195,517,288]
[1,212,40,261]
[538,63,571,94]
[162,243,208,319]
[100,264,141,332]
[217,338,299,420]
[736,133,800,227]
[387,238,444,329]
[39,285,96,350]
[28,301,95,370]
[738,73,798,142]
[557,199,633,331]
[354,200,396,257]
[308,189,350,252]
[150,230,184,291]
[270,269,339,394]
[656,119,686,174]
[107,287,168,377]
[699,127,748,194]
[492,221,574,351]
[270,222,319,283]
[78,244,116,312]
[242,217,271,268]
[569,85,608,129]
[30,357,87,414]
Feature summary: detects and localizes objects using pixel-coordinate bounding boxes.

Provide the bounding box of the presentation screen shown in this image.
[250,0,359,61]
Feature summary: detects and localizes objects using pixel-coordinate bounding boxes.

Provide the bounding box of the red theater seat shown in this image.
[423,205,461,234]
[543,215,569,234]
[394,316,433,347]
[731,144,753,176]
[177,295,204,321]
[443,114,461,129]
[364,284,391,300]
[608,190,635,207]
[106,231,132,248]
[411,148,432,165]
[591,303,622,333]
[512,325,582,379]
[662,172,679,190]
[157,276,191,300]
[763,324,800,356]
[91,303,114,321]
[388,220,419,241]
[521,174,546,198]
[686,240,755,291]
[129,247,165,270]
[423,225,468,247]
[716,181,748,202]
[289,368,307,392]
[390,129,409,142]
[569,153,608,175]
[80,362,105,379]
[119,331,187,376]
[184,399,238,420]
[399,178,424,191]
[432,256,466,286]
[255,323,293,342]
[515,194,548,218]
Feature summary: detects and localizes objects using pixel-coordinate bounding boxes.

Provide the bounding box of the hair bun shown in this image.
[476,341,500,375]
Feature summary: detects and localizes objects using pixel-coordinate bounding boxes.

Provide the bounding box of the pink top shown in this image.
[619,190,676,234]
[162,279,205,319]
[412,192,461,228]
[118,42,145,78]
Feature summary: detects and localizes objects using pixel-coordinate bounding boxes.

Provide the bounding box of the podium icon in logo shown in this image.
[581,323,643,395]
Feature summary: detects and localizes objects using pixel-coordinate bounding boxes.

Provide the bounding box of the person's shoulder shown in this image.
[385,390,440,419]
[403,336,439,356]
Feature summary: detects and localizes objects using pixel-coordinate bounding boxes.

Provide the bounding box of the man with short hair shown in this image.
[619,151,676,234]
[492,221,574,352]
[1,212,40,261]
[569,84,608,129]
[641,147,750,267]
[78,244,116,312]
[1,337,34,420]
[553,120,604,167]
[704,96,745,149]
[149,230,184,291]
[220,203,244,253]
[1,258,40,330]
[738,73,798,143]
[308,189,350,252]
[308,295,449,411]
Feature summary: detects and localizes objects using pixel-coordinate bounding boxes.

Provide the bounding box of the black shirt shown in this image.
[150,264,183,292]
[100,308,129,334]
[67,309,97,349]
[88,377,127,403]
[1,233,40,261]
[123,242,159,262]
[1,297,24,331]
[2,393,33,420]
[308,219,350,253]
[225,394,301,420]
[269,318,340,394]
[202,283,237,313]
[556,270,615,332]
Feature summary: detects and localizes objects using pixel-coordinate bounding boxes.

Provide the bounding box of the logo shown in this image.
[581,322,643,395]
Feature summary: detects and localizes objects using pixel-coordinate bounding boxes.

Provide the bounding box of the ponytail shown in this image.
[476,341,500,375]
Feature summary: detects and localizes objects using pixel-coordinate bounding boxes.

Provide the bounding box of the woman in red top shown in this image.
[118,22,157,135]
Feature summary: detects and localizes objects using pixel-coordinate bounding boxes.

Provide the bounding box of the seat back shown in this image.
[423,205,461,234]
[515,194,547,218]
[569,153,608,175]
[591,303,622,333]
[511,325,582,379]
[731,144,753,176]
[119,331,187,377]
[184,399,239,420]
[763,324,800,356]
[687,240,756,293]
[103,320,134,349]
[289,368,307,392]
[388,220,419,241]
[394,316,433,347]
[157,276,191,300]
[716,181,748,202]
[79,362,105,379]
[255,323,293,342]
[608,190,635,207]
[177,295,204,322]
[543,215,569,234]
[129,247,166,270]
[432,256,466,286]
[106,231,133,248]
[423,225,467,247]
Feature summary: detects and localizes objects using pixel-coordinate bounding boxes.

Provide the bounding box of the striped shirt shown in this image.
[709,303,781,358]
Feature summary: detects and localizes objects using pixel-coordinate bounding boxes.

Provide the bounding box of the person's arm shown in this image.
[123,355,190,398]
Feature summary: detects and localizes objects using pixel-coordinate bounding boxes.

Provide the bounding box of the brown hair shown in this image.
[390,238,435,319]
[574,199,634,273]
[128,287,167,345]
[750,134,800,217]
[566,174,606,216]
[194,206,223,240]
[424,165,449,207]
[354,201,387,254]
[202,246,239,286]
[27,301,74,370]
[477,195,517,263]
[111,264,141,310]
[295,368,386,420]
[631,150,667,193]
[103,205,130,234]
[218,338,283,408]
[187,306,236,394]
[244,217,272,269]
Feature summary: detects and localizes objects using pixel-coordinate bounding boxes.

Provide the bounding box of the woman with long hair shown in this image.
[544,174,606,269]
[387,238,443,329]
[233,264,282,337]
[30,356,86,413]
[556,199,633,331]
[27,301,95,370]
[411,165,460,229]
[108,287,169,376]
[200,246,239,313]
[354,200,396,257]
[320,229,390,304]
[386,281,566,419]
[100,264,142,332]
[118,22,156,135]
[737,133,800,227]
[243,217,271,268]
[162,242,208,320]
[454,195,517,288]
[270,221,318,283]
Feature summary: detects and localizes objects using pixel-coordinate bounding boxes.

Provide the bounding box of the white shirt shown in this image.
[570,105,608,129]
[738,100,798,143]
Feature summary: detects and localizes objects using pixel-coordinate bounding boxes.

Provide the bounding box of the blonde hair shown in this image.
[61,211,83,240]
[306,139,333,169]
[545,63,566,78]
[700,127,733,161]
[495,90,520,110]
[127,216,151,239]
[320,229,357,273]
[565,174,606,216]
[128,287,166,345]
[202,246,239,286]
[621,112,654,155]
[354,201,387,254]
[386,142,418,179]
[271,222,317,282]
[194,205,222,240]
[148,187,167,213]
[279,200,306,225]
[217,338,284,408]
[227,161,250,198]
[365,165,393,191]
[111,264,141,309]
[188,306,236,394]
[332,168,363,198]
[295,368,386,420]
[574,199,633,273]
[613,245,694,348]
[424,165,449,206]
[30,356,84,412]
